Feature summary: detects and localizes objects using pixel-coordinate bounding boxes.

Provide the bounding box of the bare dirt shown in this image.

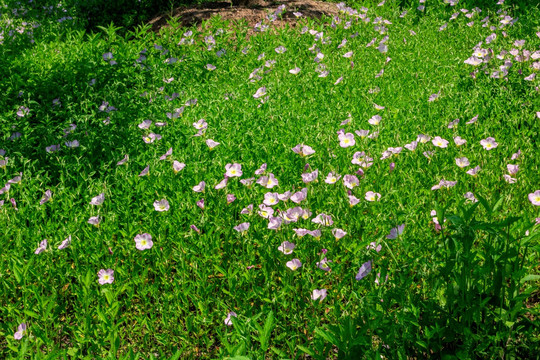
[148,0,340,32]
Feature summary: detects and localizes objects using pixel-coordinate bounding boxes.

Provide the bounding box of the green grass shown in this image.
[0,0,539,358]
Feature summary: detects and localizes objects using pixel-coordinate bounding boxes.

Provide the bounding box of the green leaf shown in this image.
[520,274,540,283]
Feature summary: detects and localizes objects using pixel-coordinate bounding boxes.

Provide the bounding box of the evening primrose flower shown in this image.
[278,241,295,254]
[292,144,315,157]
[193,181,206,192]
[312,213,333,226]
[290,188,308,203]
[206,139,220,149]
[504,174,517,184]
[263,192,279,206]
[278,191,291,201]
[40,190,52,205]
[529,190,540,206]
[480,137,498,150]
[367,242,382,252]
[254,163,267,175]
[215,178,228,190]
[117,154,128,166]
[343,175,359,189]
[338,132,355,148]
[58,235,71,250]
[159,148,173,160]
[356,260,372,281]
[325,172,341,184]
[90,193,104,206]
[368,115,382,126]
[256,173,279,188]
[289,67,301,74]
[365,191,381,202]
[88,216,101,226]
[227,194,236,204]
[417,134,431,143]
[317,257,332,271]
[349,194,360,206]
[268,216,283,230]
[173,161,186,173]
[466,166,481,176]
[134,233,153,250]
[507,164,519,175]
[98,269,114,285]
[455,157,470,168]
[387,224,405,239]
[286,259,302,271]
[464,192,478,203]
[154,199,170,211]
[225,163,242,177]
[240,204,253,215]
[432,136,449,148]
[302,169,318,183]
[35,239,47,254]
[224,312,237,326]
[258,204,274,218]
[454,136,467,146]
[193,119,208,130]
[253,87,267,99]
[405,141,418,151]
[14,323,27,340]
[311,289,327,301]
[139,165,149,177]
[233,222,250,233]
[332,228,347,239]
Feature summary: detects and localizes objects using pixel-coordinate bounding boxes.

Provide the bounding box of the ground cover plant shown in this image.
[1,0,539,358]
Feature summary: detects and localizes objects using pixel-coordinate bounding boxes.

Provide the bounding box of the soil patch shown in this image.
[148,0,340,32]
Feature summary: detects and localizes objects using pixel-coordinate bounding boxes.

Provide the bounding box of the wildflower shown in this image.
[312,213,334,226]
[223,163,242,178]
[356,260,372,280]
[58,235,71,250]
[338,132,355,147]
[466,166,481,176]
[286,259,302,271]
[253,87,267,99]
[254,163,267,175]
[134,233,153,250]
[224,312,237,326]
[159,148,173,160]
[466,115,478,124]
[355,129,370,138]
[117,154,128,166]
[387,224,405,239]
[454,136,467,146]
[428,92,441,102]
[332,228,347,239]
[240,178,255,186]
[193,119,207,130]
[278,241,295,254]
[417,134,431,143]
[368,115,382,126]
[343,174,359,189]
[233,222,250,233]
[206,139,220,149]
[290,188,308,203]
[325,172,341,184]
[405,141,418,151]
[365,191,381,202]
[529,190,540,206]
[480,137,498,150]
[14,323,26,340]
[65,140,79,148]
[154,199,170,211]
[263,192,279,206]
[293,228,309,237]
[206,64,216,71]
[90,193,105,206]
[289,67,301,74]
[317,257,332,271]
[292,144,315,156]
[268,216,283,230]
[504,175,517,184]
[190,225,201,234]
[35,239,47,254]
[39,190,52,205]
[349,194,360,206]
[98,269,114,285]
[46,144,61,153]
[258,204,274,218]
[173,161,186,173]
[311,289,327,301]
[511,150,521,160]
[432,136,449,148]
[302,169,319,183]
[367,242,382,252]
[431,179,458,190]
[278,191,291,201]
[256,173,279,188]
[464,192,478,203]
[88,216,101,226]
[455,157,470,168]
[193,181,206,192]
[139,165,149,177]
[507,164,519,175]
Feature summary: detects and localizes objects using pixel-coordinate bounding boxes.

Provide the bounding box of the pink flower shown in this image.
[338,132,355,148]
[332,228,347,239]
[206,139,220,149]
[254,163,267,175]
[301,169,318,183]
[365,191,381,202]
[286,258,302,270]
[173,161,186,173]
[454,136,467,146]
[215,178,228,190]
[466,166,481,176]
[88,216,101,226]
[263,192,279,206]
[97,269,114,285]
[455,157,470,168]
[529,190,540,206]
[139,165,149,177]
[90,193,105,206]
[480,137,498,150]
[35,239,47,254]
[292,144,315,157]
[258,204,274,218]
[312,213,334,226]
[316,257,332,271]
[58,235,71,250]
[134,233,153,250]
[507,164,519,175]
[325,172,341,184]
[311,289,327,301]
[278,241,295,254]
[233,222,250,233]
[193,181,206,192]
[503,174,517,184]
[154,199,170,211]
[225,163,242,177]
[368,115,382,126]
[432,136,449,148]
[40,190,52,205]
[417,134,431,143]
[343,174,359,189]
[14,323,26,340]
[367,242,382,252]
[159,147,173,160]
[349,194,360,206]
[256,173,279,188]
[290,188,308,203]
[117,154,128,166]
[268,216,283,230]
[240,204,253,214]
[224,312,237,326]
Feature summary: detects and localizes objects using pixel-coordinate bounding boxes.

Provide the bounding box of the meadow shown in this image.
[0,0,539,358]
